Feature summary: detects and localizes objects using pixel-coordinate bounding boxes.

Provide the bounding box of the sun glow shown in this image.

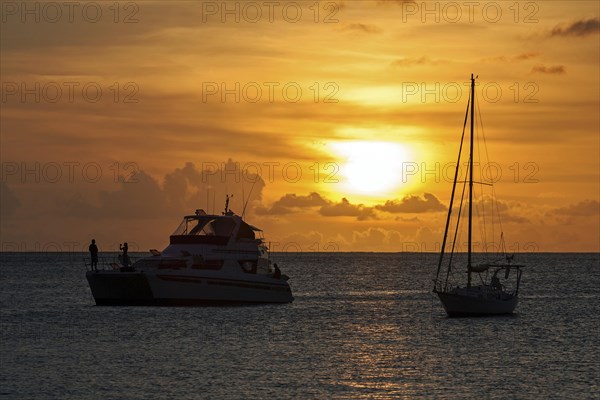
[331,141,411,196]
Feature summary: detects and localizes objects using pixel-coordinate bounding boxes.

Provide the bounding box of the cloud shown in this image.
[319,198,376,220]
[275,231,326,251]
[341,23,382,34]
[255,192,328,215]
[550,18,600,38]
[58,160,265,220]
[349,227,409,250]
[531,65,566,75]
[257,192,447,220]
[469,197,529,224]
[482,52,542,63]
[95,171,169,219]
[414,226,440,246]
[352,227,387,244]
[376,193,446,213]
[549,200,600,217]
[498,213,530,224]
[513,52,542,61]
[390,57,447,67]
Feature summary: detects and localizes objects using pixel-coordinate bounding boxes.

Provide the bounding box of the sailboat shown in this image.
[432,74,524,317]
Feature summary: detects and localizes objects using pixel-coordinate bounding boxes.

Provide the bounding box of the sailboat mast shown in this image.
[467,73,475,287]
[434,97,470,291]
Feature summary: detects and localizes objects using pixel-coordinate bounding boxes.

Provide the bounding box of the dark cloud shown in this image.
[550,200,600,217]
[258,193,377,220]
[255,192,328,215]
[468,197,529,224]
[341,23,381,34]
[531,65,566,75]
[271,192,328,208]
[319,198,376,221]
[390,56,450,68]
[59,160,265,220]
[482,52,542,63]
[259,192,448,220]
[550,18,600,38]
[391,57,430,67]
[375,193,446,213]
[513,52,542,61]
[95,171,167,219]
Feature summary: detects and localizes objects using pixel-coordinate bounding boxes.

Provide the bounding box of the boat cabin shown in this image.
[169,212,263,245]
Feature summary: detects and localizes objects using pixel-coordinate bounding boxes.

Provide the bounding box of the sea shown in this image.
[1,252,598,399]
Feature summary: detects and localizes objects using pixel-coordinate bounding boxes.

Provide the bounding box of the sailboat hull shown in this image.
[436,288,518,317]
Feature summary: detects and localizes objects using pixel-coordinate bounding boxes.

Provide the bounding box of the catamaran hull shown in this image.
[86,271,294,305]
[436,291,518,317]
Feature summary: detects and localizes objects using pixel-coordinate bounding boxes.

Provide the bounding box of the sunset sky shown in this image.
[1,0,599,253]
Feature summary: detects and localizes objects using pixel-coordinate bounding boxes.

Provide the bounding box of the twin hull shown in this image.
[86,270,294,305]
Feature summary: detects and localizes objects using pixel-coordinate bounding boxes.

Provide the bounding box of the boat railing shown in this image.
[84,255,142,271]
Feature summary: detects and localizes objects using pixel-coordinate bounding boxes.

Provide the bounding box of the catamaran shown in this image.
[86,196,294,305]
[432,74,524,317]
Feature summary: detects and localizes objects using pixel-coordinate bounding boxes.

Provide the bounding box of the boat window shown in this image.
[171,216,236,237]
[171,219,189,235]
[207,218,236,236]
[236,222,256,240]
[189,219,212,235]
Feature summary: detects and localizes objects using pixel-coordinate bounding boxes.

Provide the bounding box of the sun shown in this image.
[330,141,410,196]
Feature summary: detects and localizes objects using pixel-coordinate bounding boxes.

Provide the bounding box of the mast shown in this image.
[434,96,470,291]
[467,74,475,287]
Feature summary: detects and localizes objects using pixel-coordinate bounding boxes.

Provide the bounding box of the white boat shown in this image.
[432,74,524,317]
[86,198,294,305]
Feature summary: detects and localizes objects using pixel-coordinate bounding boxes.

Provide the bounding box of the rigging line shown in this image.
[435,93,471,288]
[476,92,492,177]
[493,184,506,253]
[474,97,488,256]
[474,202,486,256]
[241,179,258,219]
[476,95,495,252]
[444,158,469,291]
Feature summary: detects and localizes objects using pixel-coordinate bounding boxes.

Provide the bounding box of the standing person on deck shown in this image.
[89,239,98,270]
[120,242,130,268]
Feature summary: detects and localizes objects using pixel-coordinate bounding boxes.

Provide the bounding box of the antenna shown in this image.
[241,179,258,219]
[224,194,233,214]
[242,180,245,215]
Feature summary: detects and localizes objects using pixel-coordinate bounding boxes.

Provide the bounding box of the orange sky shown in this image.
[1,1,599,252]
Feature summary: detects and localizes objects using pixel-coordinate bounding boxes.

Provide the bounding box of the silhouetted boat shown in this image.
[432,74,524,317]
[86,197,293,305]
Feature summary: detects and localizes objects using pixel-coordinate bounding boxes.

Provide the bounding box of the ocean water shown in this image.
[1,252,598,399]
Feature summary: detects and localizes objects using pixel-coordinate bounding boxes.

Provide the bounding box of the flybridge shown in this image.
[170,206,263,248]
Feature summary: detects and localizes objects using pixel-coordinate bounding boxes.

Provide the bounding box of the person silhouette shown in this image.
[89,239,98,270]
[273,263,281,279]
[120,242,130,268]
